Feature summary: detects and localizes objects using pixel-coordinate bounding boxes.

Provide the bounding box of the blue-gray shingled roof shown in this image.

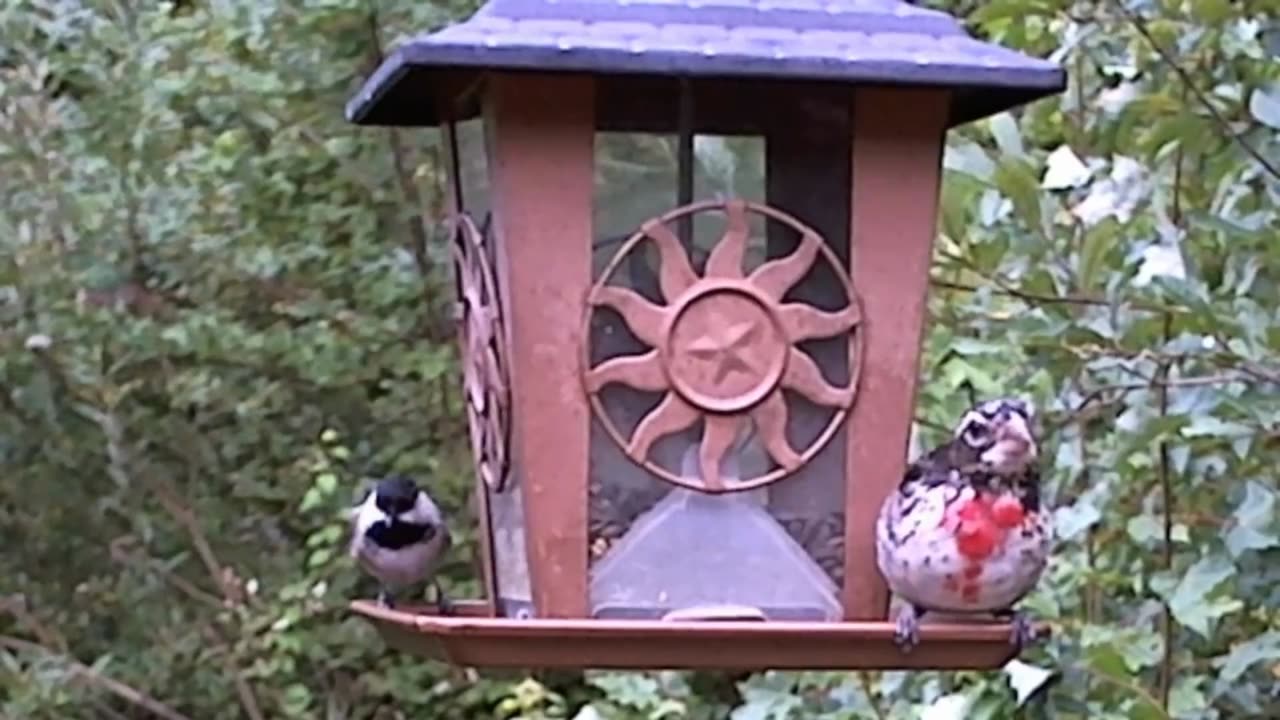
[346,0,1065,128]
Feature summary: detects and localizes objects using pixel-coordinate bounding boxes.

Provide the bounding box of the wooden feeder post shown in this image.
[346,0,1064,671]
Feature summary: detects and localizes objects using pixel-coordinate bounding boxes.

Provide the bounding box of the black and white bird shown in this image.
[349,475,452,611]
[875,397,1051,651]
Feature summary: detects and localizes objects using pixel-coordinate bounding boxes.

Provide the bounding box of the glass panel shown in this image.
[450,115,532,617]
[586,108,846,620]
[761,95,854,594]
[488,469,534,617]
[454,117,491,227]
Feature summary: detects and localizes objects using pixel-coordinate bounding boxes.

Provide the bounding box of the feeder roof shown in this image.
[347,0,1065,128]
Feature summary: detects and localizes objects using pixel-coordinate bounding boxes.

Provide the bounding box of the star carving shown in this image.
[684,319,760,383]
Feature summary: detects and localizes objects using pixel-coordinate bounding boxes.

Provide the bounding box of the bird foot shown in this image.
[893,605,923,653]
[376,588,396,609]
[434,582,455,617]
[999,609,1041,650]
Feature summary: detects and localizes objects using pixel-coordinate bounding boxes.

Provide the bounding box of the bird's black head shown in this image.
[952,397,1039,476]
[374,475,421,518]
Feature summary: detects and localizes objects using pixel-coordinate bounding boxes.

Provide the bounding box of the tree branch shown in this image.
[931,257,1176,314]
[1155,314,1175,710]
[0,635,194,720]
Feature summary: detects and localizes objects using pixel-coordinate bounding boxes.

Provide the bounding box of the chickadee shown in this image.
[349,474,452,612]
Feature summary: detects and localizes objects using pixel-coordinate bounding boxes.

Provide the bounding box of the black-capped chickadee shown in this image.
[349,475,452,612]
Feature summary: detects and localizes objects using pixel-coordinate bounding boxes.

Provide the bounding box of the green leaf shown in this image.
[1003,659,1056,706]
[993,157,1043,230]
[1214,631,1280,682]
[920,692,975,720]
[1163,554,1242,638]
[1225,480,1279,557]
[1247,83,1280,128]
[307,547,332,568]
[1167,676,1208,719]
[1180,416,1254,439]
[731,685,803,720]
[1126,515,1163,545]
[944,141,997,180]
[587,673,662,710]
[315,471,338,494]
[1055,499,1102,541]
[989,113,1026,157]
[1079,219,1121,291]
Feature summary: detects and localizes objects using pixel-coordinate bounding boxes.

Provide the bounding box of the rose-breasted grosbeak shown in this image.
[349,475,452,612]
[875,397,1051,651]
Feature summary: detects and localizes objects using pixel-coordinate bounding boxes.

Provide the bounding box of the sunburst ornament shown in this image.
[453,213,512,492]
[582,199,863,493]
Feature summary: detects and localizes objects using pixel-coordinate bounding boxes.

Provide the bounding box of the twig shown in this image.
[855,672,887,720]
[931,274,1174,314]
[0,635,194,720]
[1108,0,1280,181]
[1079,407,1101,626]
[1154,81,1188,708]
[913,414,950,434]
[228,660,267,720]
[0,595,66,652]
[107,537,226,611]
[146,473,238,603]
[1156,313,1175,710]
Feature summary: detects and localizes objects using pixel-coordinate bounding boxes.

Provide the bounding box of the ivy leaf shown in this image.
[1162,554,1242,638]
[1214,631,1280,682]
[989,112,1025,157]
[571,705,604,720]
[1042,144,1091,189]
[1055,499,1102,541]
[1181,416,1254,439]
[588,673,663,710]
[921,692,975,720]
[1247,83,1280,128]
[731,684,803,720]
[1003,659,1057,706]
[1225,481,1279,557]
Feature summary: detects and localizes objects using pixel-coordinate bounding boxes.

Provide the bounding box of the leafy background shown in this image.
[2,0,1278,718]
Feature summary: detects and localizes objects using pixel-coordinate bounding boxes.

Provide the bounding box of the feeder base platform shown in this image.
[350,600,1036,670]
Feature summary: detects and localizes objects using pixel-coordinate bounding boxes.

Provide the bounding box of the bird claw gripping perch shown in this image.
[433,581,455,617]
[892,604,922,653]
[999,609,1041,650]
[376,587,396,610]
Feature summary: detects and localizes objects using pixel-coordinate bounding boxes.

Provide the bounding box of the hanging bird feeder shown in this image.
[346,0,1064,670]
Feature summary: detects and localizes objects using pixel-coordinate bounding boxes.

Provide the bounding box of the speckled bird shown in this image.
[875,397,1051,651]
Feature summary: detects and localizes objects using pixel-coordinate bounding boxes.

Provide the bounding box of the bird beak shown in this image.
[996,414,1036,461]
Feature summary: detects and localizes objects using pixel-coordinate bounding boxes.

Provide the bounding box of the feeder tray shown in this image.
[351,600,1033,670]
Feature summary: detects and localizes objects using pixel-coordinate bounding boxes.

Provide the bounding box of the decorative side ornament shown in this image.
[453,213,512,492]
[582,199,862,493]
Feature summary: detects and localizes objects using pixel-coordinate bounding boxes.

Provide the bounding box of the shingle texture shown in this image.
[347,0,1064,126]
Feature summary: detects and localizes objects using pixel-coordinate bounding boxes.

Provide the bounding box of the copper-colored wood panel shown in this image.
[843,87,950,620]
[351,601,1025,670]
[486,73,595,618]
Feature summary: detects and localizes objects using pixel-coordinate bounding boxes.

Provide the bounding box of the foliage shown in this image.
[2,0,1278,718]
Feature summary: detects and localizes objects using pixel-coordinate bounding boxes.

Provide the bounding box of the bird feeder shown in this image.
[346,0,1063,670]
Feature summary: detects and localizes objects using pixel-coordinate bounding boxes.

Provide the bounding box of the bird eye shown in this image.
[963,421,991,443]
